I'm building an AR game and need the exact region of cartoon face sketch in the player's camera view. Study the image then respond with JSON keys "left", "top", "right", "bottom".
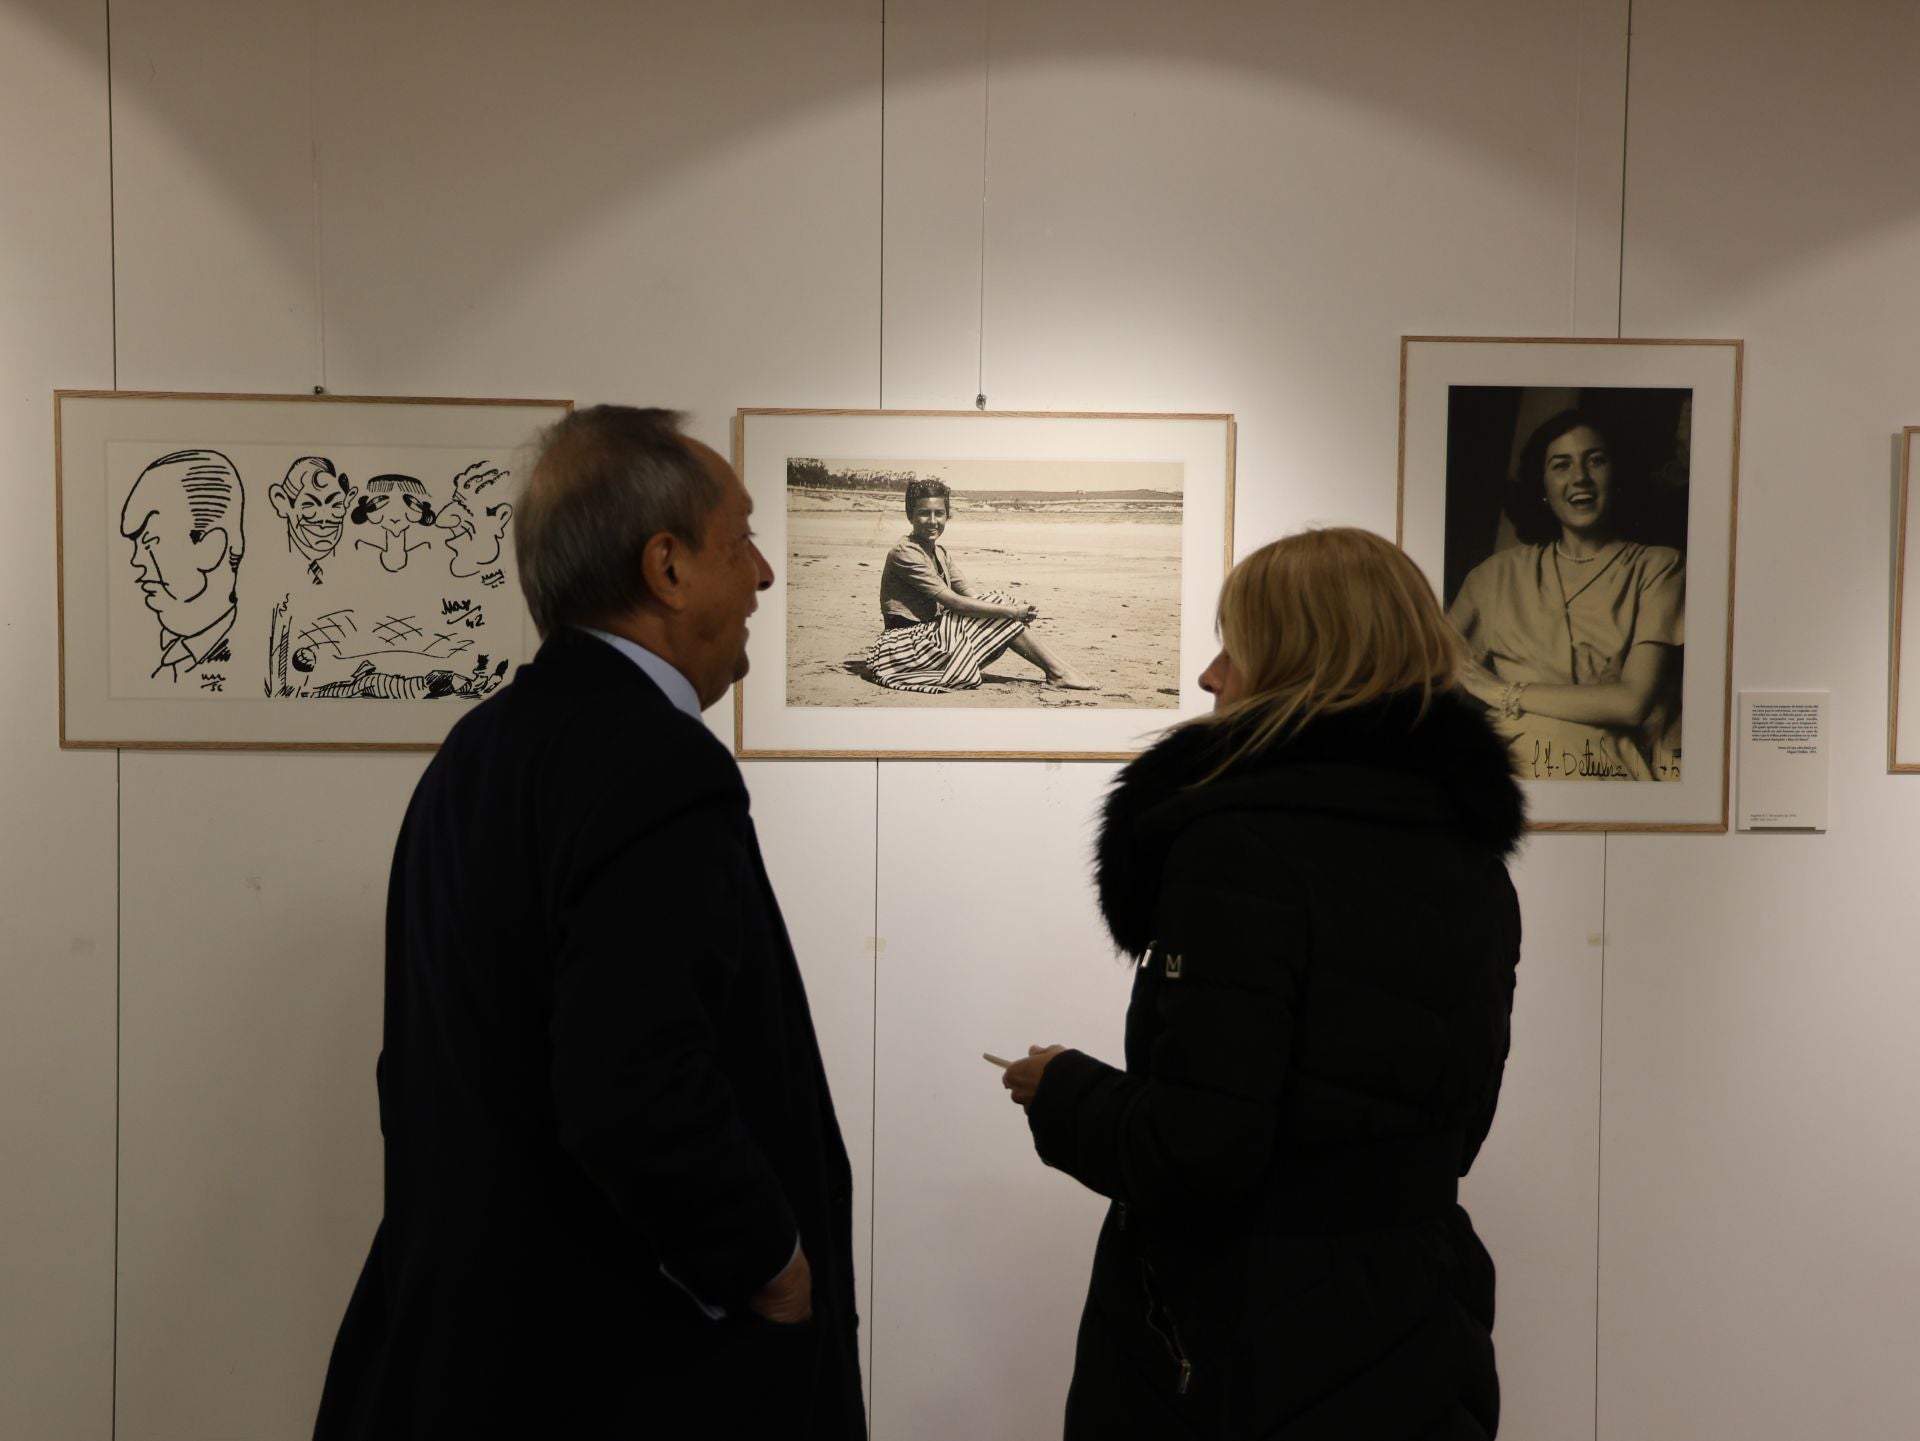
{"left": 435, "top": 462, "right": 514, "bottom": 579}
{"left": 120, "top": 449, "right": 245, "bottom": 681}
{"left": 352, "top": 474, "right": 436, "bottom": 572}
{"left": 269, "top": 456, "right": 355, "bottom": 575}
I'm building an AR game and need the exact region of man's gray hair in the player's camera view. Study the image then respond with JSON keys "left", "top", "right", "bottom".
{"left": 514, "top": 405, "right": 726, "bottom": 636}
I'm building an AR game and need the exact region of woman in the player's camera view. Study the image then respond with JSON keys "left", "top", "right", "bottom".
{"left": 1003, "top": 527, "right": 1523, "bottom": 1440}
{"left": 864, "top": 478, "right": 1095, "bottom": 693}
{"left": 1449, "top": 407, "right": 1685, "bottom": 781}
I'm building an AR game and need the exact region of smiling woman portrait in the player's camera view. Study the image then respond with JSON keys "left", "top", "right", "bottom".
{"left": 1443, "top": 392, "right": 1690, "bottom": 782}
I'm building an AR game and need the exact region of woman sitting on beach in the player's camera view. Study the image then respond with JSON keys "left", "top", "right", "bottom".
{"left": 864, "top": 478, "right": 1095, "bottom": 694}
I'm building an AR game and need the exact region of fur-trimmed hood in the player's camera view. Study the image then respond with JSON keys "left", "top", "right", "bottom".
{"left": 1094, "top": 690, "right": 1526, "bottom": 958}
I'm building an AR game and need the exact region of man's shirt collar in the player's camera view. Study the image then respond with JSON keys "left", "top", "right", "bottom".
{"left": 153, "top": 607, "right": 235, "bottom": 678}
{"left": 581, "top": 628, "right": 702, "bottom": 720}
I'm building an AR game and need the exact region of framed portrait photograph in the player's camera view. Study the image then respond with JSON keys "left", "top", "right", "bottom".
{"left": 733, "top": 408, "right": 1236, "bottom": 759}
{"left": 1888, "top": 428, "right": 1920, "bottom": 771}
{"left": 1398, "top": 337, "right": 1742, "bottom": 831}
{"left": 57, "top": 389, "right": 570, "bottom": 749}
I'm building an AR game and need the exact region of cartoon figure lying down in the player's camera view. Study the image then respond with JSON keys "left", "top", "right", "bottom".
{"left": 297, "top": 650, "right": 510, "bottom": 700}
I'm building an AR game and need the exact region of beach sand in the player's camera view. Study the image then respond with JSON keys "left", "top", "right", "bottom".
{"left": 783, "top": 493, "right": 1185, "bottom": 709}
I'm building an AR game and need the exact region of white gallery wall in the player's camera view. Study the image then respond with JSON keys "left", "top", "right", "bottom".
{"left": 3, "top": 1, "right": 1918, "bottom": 1437}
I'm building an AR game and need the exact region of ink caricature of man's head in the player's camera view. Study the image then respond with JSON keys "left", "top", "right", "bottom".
{"left": 120, "top": 449, "right": 246, "bottom": 644}
{"left": 270, "top": 456, "right": 354, "bottom": 564}
{"left": 438, "top": 464, "right": 515, "bottom": 576}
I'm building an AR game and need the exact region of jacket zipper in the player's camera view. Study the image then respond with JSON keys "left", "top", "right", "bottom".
{"left": 1138, "top": 1256, "right": 1193, "bottom": 1396}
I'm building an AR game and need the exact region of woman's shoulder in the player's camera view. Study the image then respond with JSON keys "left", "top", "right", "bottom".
{"left": 1617, "top": 540, "right": 1685, "bottom": 583}
{"left": 1137, "top": 697, "right": 1526, "bottom": 851}
{"left": 1620, "top": 539, "right": 1684, "bottom": 567}
{"left": 1456, "top": 540, "right": 1547, "bottom": 599}
{"left": 1469, "top": 539, "right": 1547, "bottom": 574}
{"left": 882, "top": 536, "right": 925, "bottom": 565}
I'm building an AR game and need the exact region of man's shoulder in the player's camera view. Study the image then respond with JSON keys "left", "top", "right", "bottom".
{"left": 422, "top": 682, "right": 745, "bottom": 872}
{"left": 446, "top": 653, "right": 736, "bottom": 783}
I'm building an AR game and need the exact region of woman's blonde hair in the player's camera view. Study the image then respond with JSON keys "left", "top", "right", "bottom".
{"left": 1197, "top": 526, "right": 1463, "bottom": 772}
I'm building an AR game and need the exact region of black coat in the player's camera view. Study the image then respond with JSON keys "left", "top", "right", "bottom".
{"left": 314, "top": 628, "right": 864, "bottom": 1439}
{"left": 1029, "top": 692, "right": 1525, "bottom": 1441}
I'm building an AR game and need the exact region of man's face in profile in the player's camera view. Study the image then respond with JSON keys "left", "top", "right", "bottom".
{"left": 123, "top": 468, "right": 235, "bottom": 637}
{"left": 127, "top": 507, "right": 181, "bottom": 618}
{"left": 442, "top": 492, "right": 514, "bottom": 569}
{"left": 126, "top": 487, "right": 199, "bottom": 620}
{"left": 675, "top": 442, "right": 774, "bottom": 708}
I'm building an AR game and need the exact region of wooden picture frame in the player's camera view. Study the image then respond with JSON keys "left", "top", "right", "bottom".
{"left": 56, "top": 389, "right": 570, "bottom": 750}
{"left": 1889, "top": 427, "right": 1920, "bottom": 771}
{"left": 1398, "top": 337, "right": 1742, "bottom": 831}
{"left": 733, "top": 407, "right": 1235, "bottom": 760}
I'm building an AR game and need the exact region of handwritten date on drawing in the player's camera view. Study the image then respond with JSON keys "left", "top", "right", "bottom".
{"left": 480, "top": 569, "right": 506, "bottom": 590}
{"left": 441, "top": 597, "right": 486, "bottom": 630}
{"left": 199, "top": 673, "right": 225, "bottom": 693}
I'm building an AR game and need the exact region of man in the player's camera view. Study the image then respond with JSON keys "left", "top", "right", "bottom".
{"left": 314, "top": 407, "right": 864, "bottom": 1437}
{"left": 268, "top": 456, "right": 354, "bottom": 581}
{"left": 119, "top": 448, "right": 246, "bottom": 681}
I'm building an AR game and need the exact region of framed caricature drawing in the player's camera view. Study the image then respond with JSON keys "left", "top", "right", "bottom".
{"left": 57, "top": 390, "right": 570, "bottom": 749}
{"left": 1399, "top": 338, "right": 1742, "bottom": 831}
{"left": 734, "top": 408, "right": 1236, "bottom": 759}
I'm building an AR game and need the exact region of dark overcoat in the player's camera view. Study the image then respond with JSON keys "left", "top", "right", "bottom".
{"left": 315, "top": 628, "right": 864, "bottom": 1438}
{"left": 1029, "top": 692, "right": 1525, "bottom": 1441}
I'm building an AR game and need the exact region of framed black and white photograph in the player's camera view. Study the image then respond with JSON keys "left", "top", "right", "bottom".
{"left": 57, "top": 389, "right": 569, "bottom": 749}
{"left": 734, "top": 408, "right": 1235, "bottom": 758}
{"left": 1399, "top": 338, "right": 1742, "bottom": 830}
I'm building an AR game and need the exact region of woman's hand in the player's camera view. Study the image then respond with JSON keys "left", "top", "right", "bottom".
{"left": 747, "top": 1245, "right": 813, "bottom": 1324}
{"left": 1456, "top": 658, "right": 1505, "bottom": 711}
{"left": 1002, "top": 1044, "right": 1066, "bottom": 1109}
{"left": 1003, "top": 601, "right": 1040, "bottom": 624}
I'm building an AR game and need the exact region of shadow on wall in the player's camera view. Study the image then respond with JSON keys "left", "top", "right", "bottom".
{"left": 1618, "top": 1, "right": 1920, "bottom": 314}
{"left": 20, "top": 0, "right": 1920, "bottom": 361}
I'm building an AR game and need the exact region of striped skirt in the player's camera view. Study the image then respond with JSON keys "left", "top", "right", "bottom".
{"left": 865, "top": 591, "right": 1025, "bottom": 693}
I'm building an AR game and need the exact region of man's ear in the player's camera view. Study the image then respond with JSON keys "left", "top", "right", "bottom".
{"left": 188, "top": 526, "right": 232, "bottom": 577}
{"left": 639, "top": 530, "right": 687, "bottom": 611}
{"left": 268, "top": 483, "right": 293, "bottom": 520}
